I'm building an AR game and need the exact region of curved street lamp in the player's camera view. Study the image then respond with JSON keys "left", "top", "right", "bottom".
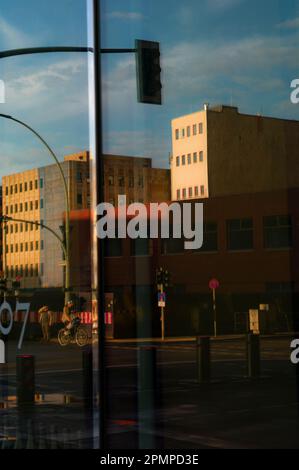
{"left": 0, "top": 114, "right": 71, "bottom": 303}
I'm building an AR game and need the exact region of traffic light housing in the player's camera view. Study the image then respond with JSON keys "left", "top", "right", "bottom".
{"left": 156, "top": 267, "right": 163, "bottom": 285}
{"left": 0, "top": 277, "right": 7, "bottom": 294}
{"left": 136, "top": 40, "right": 162, "bottom": 105}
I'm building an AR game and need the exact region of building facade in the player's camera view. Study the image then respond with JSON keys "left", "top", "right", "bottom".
{"left": 2, "top": 152, "right": 170, "bottom": 290}
{"left": 171, "top": 105, "right": 299, "bottom": 201}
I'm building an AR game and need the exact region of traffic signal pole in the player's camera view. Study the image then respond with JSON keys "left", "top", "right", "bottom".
{"left": 158, "top": 283, "right": 165, "bottom": 341}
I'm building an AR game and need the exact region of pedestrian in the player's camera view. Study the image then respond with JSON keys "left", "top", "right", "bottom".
{"left": 38, "top": 306, "right": 52, "bottom": 342}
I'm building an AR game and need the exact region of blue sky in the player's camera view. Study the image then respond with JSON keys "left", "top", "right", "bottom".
{"left": 0, "top": 0, "right": 299, "bottom": 177}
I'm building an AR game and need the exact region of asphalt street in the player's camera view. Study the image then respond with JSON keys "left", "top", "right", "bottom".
{"left": 0, "top": 335, "right": 298, "bottom": 448}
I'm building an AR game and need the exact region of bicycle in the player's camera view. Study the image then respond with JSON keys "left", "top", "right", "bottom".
{"left": 58, "top": 317, "right": 89, "bottom": 347}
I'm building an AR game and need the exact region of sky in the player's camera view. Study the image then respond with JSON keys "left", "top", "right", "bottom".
{"left": 1, "top": 0, "right": 299, "bottom": 178}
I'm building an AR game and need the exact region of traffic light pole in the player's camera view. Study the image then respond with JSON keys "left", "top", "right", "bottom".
{"left": 158, "top": 283, "right": 165, "bottom": 341}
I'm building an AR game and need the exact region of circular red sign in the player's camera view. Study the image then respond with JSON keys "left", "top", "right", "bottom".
{"left": 209, "top": 279, "right": 220, "bottom": 290}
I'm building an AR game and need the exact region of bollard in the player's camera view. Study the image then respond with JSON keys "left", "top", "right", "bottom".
{"left": 82, "top": 347, "right": 93, "bottom": 410}
{"left": 247, "top": 333, "right": 261, "bottom": 378}
{"left": 196, "top": 336, "right": 211, "bottom": 383}
{"left": 137, "top": 346, "right": 158, "bottom": 449}
{"left": 16, "top": 355, "right": 35, "bottom": 407}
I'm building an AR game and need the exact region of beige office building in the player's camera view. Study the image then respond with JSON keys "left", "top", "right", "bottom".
{"left": 171, "top": 104, "right": 299, "bottom": 200}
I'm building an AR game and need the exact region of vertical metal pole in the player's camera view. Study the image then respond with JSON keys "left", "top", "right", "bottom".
{"left": 159, "top": 284, "right": 165, "bottom": 341}
{"left": 213, "top": 288, "right": 217, "bottom": 337}
{"left": 93, "top": 0, "right": 107, "bottom": 450}
{"left": 247, "top": 333, "right": 261, "bottom": 378}
{"left": 196, "top": 336, "right": 211, "bottom": 383}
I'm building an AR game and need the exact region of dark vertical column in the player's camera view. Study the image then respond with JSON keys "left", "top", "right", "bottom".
{"left": 93, "top": 0, "right": 107, "bottom": 450}
{"left": 247, "top": 333, "right": 261, "bottom": 378}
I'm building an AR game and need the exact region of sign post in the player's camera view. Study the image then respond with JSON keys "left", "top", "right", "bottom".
{"left": 209, "top": 279, "right": 220, "bottom": 337}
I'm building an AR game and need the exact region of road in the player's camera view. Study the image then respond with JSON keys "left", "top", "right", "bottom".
{"left": 0, "top": 335, "right": 298, "bottom": 448}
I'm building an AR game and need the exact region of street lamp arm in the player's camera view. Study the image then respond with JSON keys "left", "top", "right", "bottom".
{"left": 0, "top": 113, "right": 71, "bottom": 299}
{"left": 2, "top": 216, "right": 67, "bottom": 258}
{"left": 0, "top": 46, "right": 94, "bottom": 59}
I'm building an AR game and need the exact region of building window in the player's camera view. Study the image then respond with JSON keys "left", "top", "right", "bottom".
{"left": 138, "top": 176, "right": 144, "bottom": 188}
{"left": 20, "top": 203, "right": 23, "bottom": 212}
{"left": 40, "top": 199, "right": 44, "bottom": 209}
{"left": 182, "top": 128, "right": 185, "bottom": 138}
{"left": 200, "top": 185, "right": 205, "bottom": 196}
{"left": 29, "top": 181, "right": 33, "bottom": 191}
{"left": 35, "top": 180, "right": 38, "bottom": 190}
{"left": 227, "top": 218, "right": 253, "bottom": 251}
{"left": 197, "top": 223, "right": 218, "bottom": 252}
{"left": 15, "top": 184, "right": 18, "bottom": 193}
{"left": 195, "top": 186, "right": 199, "bottom": 197}
{"left": 187, "top": 154, "right": 191, "bottom": 165}
{"left": 20, "top": 243, "right": 23, "bottom": 253}
{"left": 188, "top": 187, "right": 193, "bottom": 197}
{"left": 35, "top": 200, "right": 39, "bottom": 210}
{"left": 36, "top": 241, "right": 39, "bottom": 250}
{"left": 193, "top": 152, "right": 197, "bottom": 163}
{"left": 182, "top": 155, "right": 186, "bottom": 166}
{"left": 30, "top": 242, "right": 34, "bottom": 251}
{"left": 199, "top": 151, "right": 204, "bottom": 162}
{"left": 24, "top": 182, "right": 28, "bottom": 192}
{"left": 41, "top": 240, "right": 44, "bottom": 250}
{"left": 40, "top": 178, "right": 44, "bottom": 189}
{"left": 176, "top": 156, "right": 180, "bottom": 167}
{"left": 131, "top": 239, "right": 150, "bottom": 257}
{"left": 10, "top": 186, "right": 13, "bottom": 195}
{"left": 264, "top": 215, "right": 292, "bottom": 249}
{"left": 118, "top": 176, "right": 125, "bottom": 187}
{"left": 20, "top": 183, "right": 23, "bottom": 192}
{"left": 129, "top": 175, "right": 134, "bottom": 188}
{"left": 182, "top": 188, "right": 187, "bottom": 199}
{"left": 175, "top": 129, "right": 179, "bottom": 140}
{"left": 199, "top": 123, "right": 203, "bottom": 134}
{"left": 77, "top": 194, "right": 83, "bottom": 205}
{"left": 187, "top": 126, "right": 191, "bottom": 137}
{"left": 193, "top": 124, "right": 197, "bottom": 136}
{"left": 104, "top": 239, "right": 123, "bottom": 257}
{"left": 177, "top": 189, "right": 181, "bottom": 200}
{"left": 15, "top": 204, "right": 18, "bottom": 213}
{"left": 10, "top": 205, "right": 13, "bottom": 214}
{"left": 25, "top": 202, "right": 28, "bottom": 212}
{"left": 5, "top": 187, "right": 8, "bottom": 196}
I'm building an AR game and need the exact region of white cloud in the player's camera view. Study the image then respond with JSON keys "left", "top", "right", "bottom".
{"left": 106, "top": 11, "right": 145, "bottom": 21}
{"left": 0, "top": 15, "right": 32, "bottom": 49}
{"left": 277, "top": 17, "right": 299, "bottom": 30}
{"left": 207, "top": 0, "right": 245, "bottom": 11}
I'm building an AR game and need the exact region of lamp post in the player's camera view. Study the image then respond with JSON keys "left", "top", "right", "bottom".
{"left": 0, "top": 114, "right": 71, "bottom": 303}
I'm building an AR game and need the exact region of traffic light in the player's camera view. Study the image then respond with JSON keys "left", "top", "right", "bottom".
{"left": 163, "top": 270, "right": 170, "bottom": 288}
{"left": 135, "top": 40, "right": 162, "bottom": 105}
{"left": 12, "top": 276, "right": 21, "bottom": 296}
{"left": 156, "top": 267, "right": 163, "bottom": 285}
{"left": 0, "top": 277, "right": 7, "bottom": 294}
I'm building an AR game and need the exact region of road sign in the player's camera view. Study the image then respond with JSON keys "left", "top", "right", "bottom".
{"left": 209, "top": 278, "right": 220, "bottom": 290}
{"left": 158, "top": 292, "right": 166, "bottom": 308}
